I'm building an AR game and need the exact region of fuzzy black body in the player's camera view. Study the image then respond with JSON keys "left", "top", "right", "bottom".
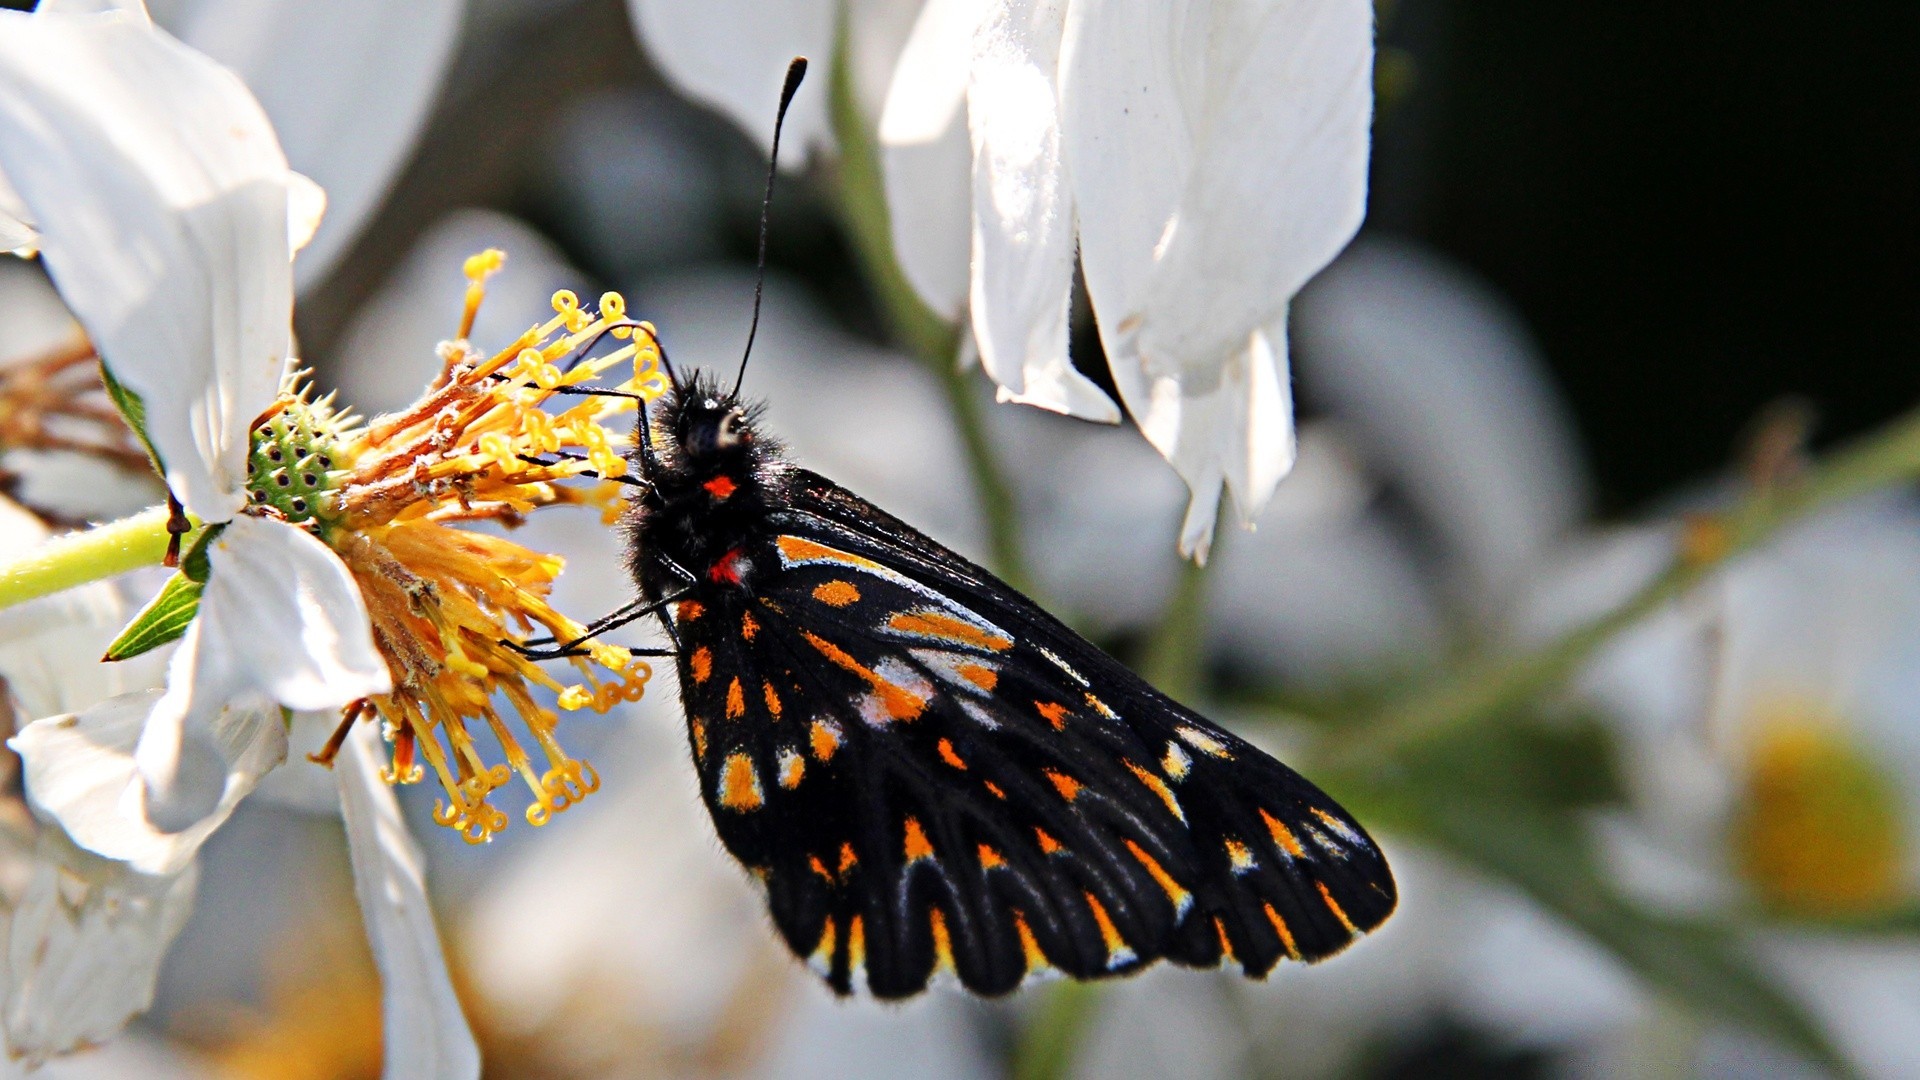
{"left": 622, "top": 373, "right": 1396, "bottom": 998}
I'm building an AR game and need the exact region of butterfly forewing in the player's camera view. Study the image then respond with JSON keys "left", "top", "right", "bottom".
{"left": 666, "top": 467, "right": 1395, "bottom": 998}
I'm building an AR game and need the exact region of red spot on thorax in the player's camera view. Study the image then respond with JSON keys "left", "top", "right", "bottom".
{"left": 704, "top": 475, "right": 738, "bottom": 500}
{"left": 707, "top": 546, "right": 747, "bottom": 585}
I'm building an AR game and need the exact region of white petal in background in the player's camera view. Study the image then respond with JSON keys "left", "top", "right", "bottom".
{"left": 627, "top": 0, "right": 837, "bottom": 168}
{"left": 966, "top": 0, "right": 1116, "bottom": 423}
{"left": 879, "top": 0, "right": 983, "bottom": 320}
{"left": 1295, "top": 238, "right": 1591, "bottom": 611}
{"left": 12, "top": 689, "right": 285, "bottom": 878}
{"left": 336, "top": 723, "right": 479, "bottom": 1080}
{"left": 157, "top": 0, "right": 465, "bottom": 292}
{"left": 0, "top": 5, "right": 295, "bottom": 522}
{"left": 135, "top": 516, "right": 388, "bottom": 831}
{"left": 1, "top": 829, "right": 197, "bottom": 1066}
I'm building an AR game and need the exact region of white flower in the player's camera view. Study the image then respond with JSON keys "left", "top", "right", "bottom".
{"left": 1522, "top": 497, "right": 1920, "bottom": 1076}
{"left": 0, "top": 0, "right": 390, "bottom": 832}
{"left": 630, "top": 0, "right": 1375, "bottom": 558}
{"left": 0, "top": 496, "right": 196, "bottom": 1067}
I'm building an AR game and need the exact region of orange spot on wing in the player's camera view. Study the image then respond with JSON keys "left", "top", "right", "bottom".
{"left": 812, "top": 580, "right": 861, "bottom": 607}
{"left": 1035, "top": 827, "right": 1062, "bottom": 855}
{"left": 776, "top": 534, "right": 883, "bottom": 572}
{"left": 719, "top": 753, "right": 762, "bottom": 811}
{"left": 978, "top": 843, "right": 1006, "bottom": 870}
{"left": 848, "top": 914, "right": 865, "bottom": 972}
{"left": 801, "top": 630, "right": 925, "bottom": 720}
{"left": 689, "top": 646, "right": 712, "bottom": 684}
{"left": 1014, "top": 910, "right": 1048, "bottom": 973}
{"left": 958, "top": 663, "right": 998, "bottom": 691}
{"left": 984, "top": 780, "right": 1007, "bottom": 799}
{"left": 676, "top": 600, "right": 704, "bottom": 621}
{"left": 740, "top": 611, "right": 758, "bottom": 641}
{"left": 886, "top": 610, "right": 1012, "bottom": 652}
{"left": 1317, "top": 881, "right": 1359, "bottom": 934}
{"left": 937, "top": 738, "right": 967, "bottom": 770}
{"left": 1264, "top": 902, "right": 1302, "bottom": 960}
{"left": 812, "top": 916, "right": 836, "bottom": 964}
{"left": 779, "top": 751, "right": 805, "bottom": 789}
{"left": 725, "top": 677, "right": 745, "bottom": 719}
{"left": 810, "top": 720, "right": 841, "bottom": 761}
{"left": 1215, "top": 917, "right": 1237, "bottom": 964}
{"left": 1044, "top": 769, "right": 1082, "bottom": 802}
{"left": 1084, "top": 893, "right": 1133, "bottom": 965}
{"left": 763, "top": 681, "right": 783, "bottom": 718}
{"left": 1125, "top": 760, "right": 1186, "bottom": 822}
{"left": 690, "top": 719, "right": 707, "bottom": 760}
{"left": 810, "top": 855, "right": 834, "bottom": 881}
{"left": 930, "top": 907, "right": 954, "bottom": 972}
{"left": 904, "top": 816, "right": 935, "bottom": 862}
{"left": 1225, "top": 838, "right": 1255, "bottom": 872}
{"left": 839, "top": 842, "right": 858, "bottom": 877}
{"left": 1085, "top": 693, "right": 1118, "bottom": 719}
{"left": 703, "top": 475, "right": 738, "bottom": 499}
{"left": 1035, "top": 700, "right": 1070, "bottom": 730}
{"left": 1124, "top": 839, "right": 1192, "bottom": 915}
{"left": 1261, "top": 809, "right": 1307, "bottom": 858}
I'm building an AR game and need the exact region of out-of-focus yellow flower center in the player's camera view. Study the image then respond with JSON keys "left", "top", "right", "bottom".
{"left": 1731, "top": 706, "right": 1907, "bottom": 918}
{"left": 297, "top": 250, "right": 669, "bottom": 843}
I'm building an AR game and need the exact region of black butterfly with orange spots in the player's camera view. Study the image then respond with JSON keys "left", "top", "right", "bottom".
{"left": 610, "top": 372, "right": 1396, "bottom": 998}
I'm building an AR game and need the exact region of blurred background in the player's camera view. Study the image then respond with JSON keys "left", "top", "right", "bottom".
{"left": 6, "top": 0, "right": 1920, "bottom": 1078}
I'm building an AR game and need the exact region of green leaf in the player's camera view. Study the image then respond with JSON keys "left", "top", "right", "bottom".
{"left": 103, "top": 571, "right": 201, "bottom": 661}
{"left": 97, "top": 361, "right": 161, "bottom": 471}
{"left": 179, "top": 522, "right": 223, "bottom": 584}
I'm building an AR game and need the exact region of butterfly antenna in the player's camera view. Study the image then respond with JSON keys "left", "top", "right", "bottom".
{"left": 733, "top": 56, "right": 809, "bottom": 399}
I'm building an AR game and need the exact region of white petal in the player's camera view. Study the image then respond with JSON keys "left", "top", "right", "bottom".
{"left": 1063, "top": 0, "right": 1370, "bottom": 541}
{"left": 11, "top": 689, "right": 287, "bottom": 877}
{"left": 966, "top": 0, "right": 1117, "bottom": 421}
{"left": 1153, "top": 317, "right": 1293, "bottom": 562}
{"left": 0, "top": 8, "right": 297, "bottom": 521}
{"left": 878, "top": 0, "right": 981, "bottom": 321}
{"left": 286, "top": 171, "right": 328, "bottom": 255}
{"left": 2, "top": 827, "right": 195, "bottom": 1065}
{"left": 0, "top": 169, "right": 35, "bottom": 255}
{"left": 628, "top": 0, "right": 836, "bottom": 167}
{"left": 34, "top": 0, "right": 153, "bottom": 20}
{"left": 1131, "top": 0, "right": 1374, "bottom": 364}
{"left": 160, "top": 0, "right": 462, "bottom": 290}
{"left": 134, "top": 515, "right": 387, "bottom": 829}
{"left": 337, "top": 722, "right": 479, "bottom": 1080}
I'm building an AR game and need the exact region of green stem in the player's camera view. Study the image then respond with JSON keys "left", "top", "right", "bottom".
{"left": 824, "top": 32, "right": 1034, "bottom": 596}
{"left": 1142, "top": 555, "right": 1211, "bottom": 702}
{"left": 0, "top": 505, "right": 178, "bottom": 610}
{"left": 1010, "top": 980, "right": 1103, "bottom": 1080}
{"left": 1325, "top": 400, "right": 1920, "bottom": 767}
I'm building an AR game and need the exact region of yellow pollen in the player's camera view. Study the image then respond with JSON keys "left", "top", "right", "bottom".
{"left": 1735, "top": 717, "right": 1907, "bottom": 917}
{"left": 309, "top": 258, "right": 665, "bottom": 844}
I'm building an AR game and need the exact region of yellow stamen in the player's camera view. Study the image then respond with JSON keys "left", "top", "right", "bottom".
{"left": 294, "top": 261, "right": 668, "bottom": 844}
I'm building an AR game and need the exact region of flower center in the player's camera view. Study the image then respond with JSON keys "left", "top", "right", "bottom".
{"left": 298, "top": 250, "right": 669, "bottom": 843}
{"left": 245, "top": 391, "right": 349, "bottom": 527}
{"left": 1732, "top": 710, "right": 1907, "bottom": 918}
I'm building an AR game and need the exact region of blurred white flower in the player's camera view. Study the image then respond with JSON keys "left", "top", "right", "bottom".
{"left": 0, "top": 495, "right": 197, "bottom": 1067}
{"left": 1525, "top": 497, "right": 1920, "bottom": 1077}
{"left": 149, "top": 0, "right": 466, "bottom": 290}
{"left": 630, "top": 0, "right": 1375, "bottom": 559}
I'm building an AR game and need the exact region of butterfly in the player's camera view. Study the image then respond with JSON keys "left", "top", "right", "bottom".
{"left": 536, "top": 59, "right": 1394, "bottom": 1000}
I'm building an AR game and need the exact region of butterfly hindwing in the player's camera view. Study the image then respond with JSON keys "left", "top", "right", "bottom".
{"left": 669, "top": 468, "right": 1395, "bottom": 998}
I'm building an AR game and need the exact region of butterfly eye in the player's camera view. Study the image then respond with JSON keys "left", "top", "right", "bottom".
{"left": 716, "top": 410, "right": 748, "bottom": 449}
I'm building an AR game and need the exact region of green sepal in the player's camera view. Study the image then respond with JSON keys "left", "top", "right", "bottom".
{"left": 101, "top": 523, "right": 225, "bottom": 661}
{"left": 98, "top": 361, "right": 162, "bottom": 472}
{"left": 103, "top": 572, "right": 201, "bottom": 662}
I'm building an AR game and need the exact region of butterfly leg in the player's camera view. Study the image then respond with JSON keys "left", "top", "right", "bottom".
{"left": 502, "top": 590, "right": 689, "bottom": 661}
